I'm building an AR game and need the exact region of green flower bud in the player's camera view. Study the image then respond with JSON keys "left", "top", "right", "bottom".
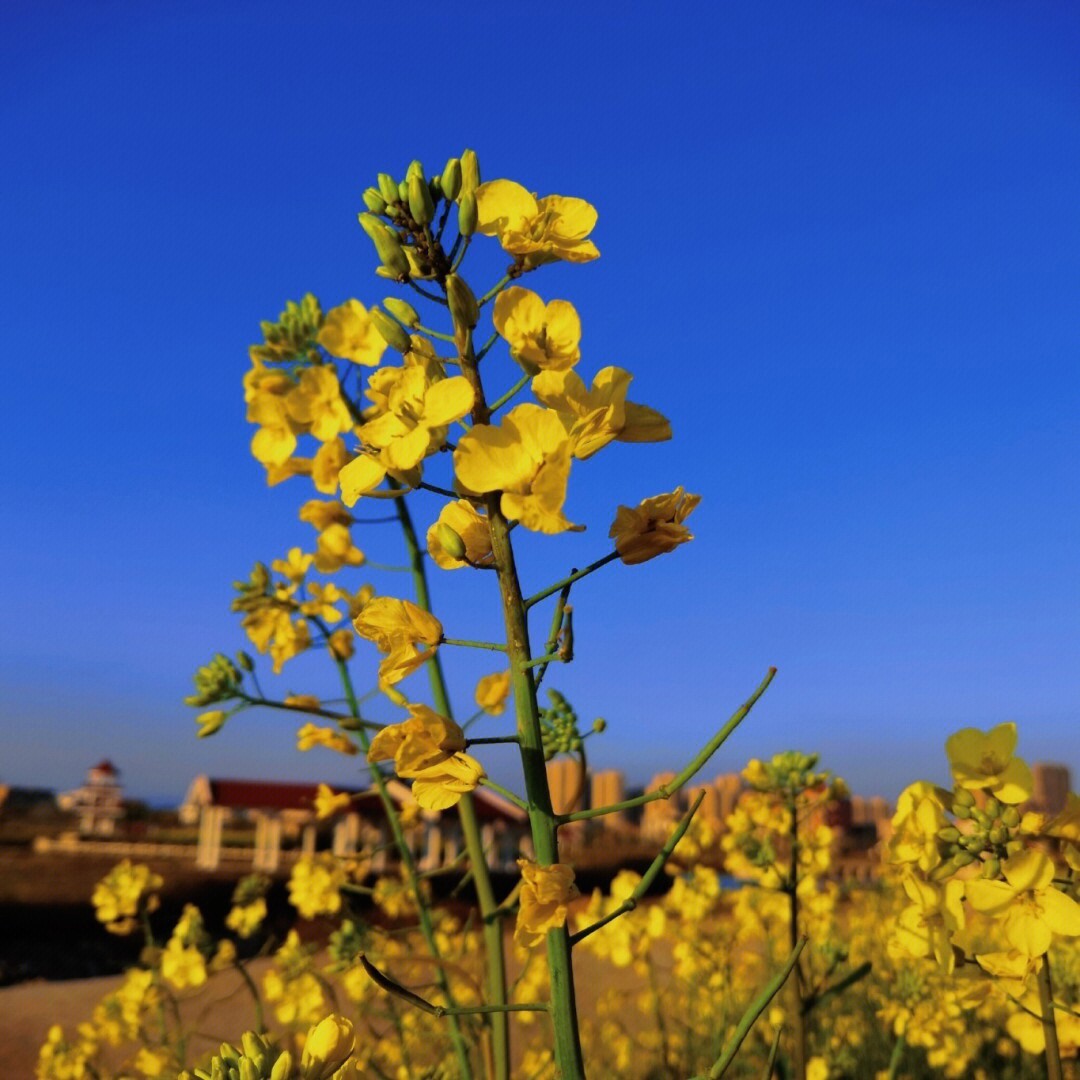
{"left": 457, "top": 191, "right": 477, "bottom": 237}
{"left": 362, "top": 187, "right": 387, "bottom": 214}
{"left": 408, "top": 173, "right": 435, "bottom": 225}
{"left": 358, "top": 213, "right": 410, "bottom": 279}
{"left": 592, "top": 717, "right": 607, "bottom": 734}
{"left": 460, "top": 148, "right": 480, "bottom": 196}
{"left": 236, "top": 651, "right": 254, "bottom": 672}
{"left": 210, "top": 1060, "right": 228, "bottom": 1080}
{"left": 936, "top": 826, "right": 961, "bottom": 843}
{"left": 219, "top": 1044, "right": 241, "bottom": 1065}
{"left": 441, "top": 158, "right": 462, "bottom": 201}
{"left": 241, "top": 1032, "right": 268, "bottom": 1066}
{"left": 238, "top": 1060, "right": 258, "bottom": 1080}
{"left": 405, "top": 159, "right": 425, "bottom": 182}
{"left": 397, "top": 180, "right": 409, "bottom": 202}
{"left": 369, "top": 307, "right": 413, "bottom": 353}
{"left": 983, "top": 797, "right": 1001, "bottom": 820}
{"left": 435, "top": 522, "right": 467, "bottom": 560}
{"left": 384, "top": 297, "right": 420, "bottom": 328}
{"left": 989, "top": 826, "right": 1006, "bottom": 845}
{"left": 953, "top": 787, "right": 976, "bottom": 808}
{"left": 445, "top": 273, "right": 479, "bottom": 331}
{"left": 1002, "top": 806, "right": 1020, "bottom": 828}
{"left": 982, "top": 857, "right": 1001, "bottom": 879}
{"left": 951, "top": 803, "right": 972, "bottom": 819}
{"left": 377, "top": 173, "right": 399, "bottom": 203}
{"left": 951, "top": 850, "right": 976, "bottom": 868}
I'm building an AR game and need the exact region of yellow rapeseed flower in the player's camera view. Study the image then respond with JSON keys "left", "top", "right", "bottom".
{"left": 609, "top": 487, "right": 700, "bottom": 565}
{"left": 317, "top": 299, "right": 387, "bottom": 367}
{"left": 515, "top": 859, "right": 579, "bottom": 948}
{"left": 91, "top": 861, "right": 163, "bottom": 935}
{"left": 311, "top": 437, "right": 351, "bottom": 495}
{"left": 352, "top": 596, "right": 442, "bottom": 686}
{"left": 288, "top": 854, "right": 346, "bottom": 920}
{"left": 285, "top": 365, "right": 352, "bottom": 443}
{"left": 475, "top": 670, "right": 511, "bottom": 715}
{"left": 492, "top": 286, "right": 581, "bottom": 371}
{"left": 944, "top": 722, "right": 1033, "bottom": 804}
{"left": 314, "top": 784, "right": 352, "bottom": 820}
{"left": 532, "top": 366, "right": 670, "bottom": 460}
{"left": 453, "top": 403, "right": 576, "bottom": 534}
{"left": 313, "top": 523, "right": 365, "bottom": 574}
{"left": 296, "top": 722, "right": 358, "bottom": 756}
{"left": 476, "top": 180, "right": 599, "bottom": 267}
{"left": 299, "top": 499, "right": 354, "bottom": 533}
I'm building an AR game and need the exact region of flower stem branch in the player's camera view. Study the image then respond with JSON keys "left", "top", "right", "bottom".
{"left": 570, "top": 791, "right": 705, "bottom": 946}
{"left": 488, "top": 372, "right": 530, "bottom": 414}
{"left": 241, "top": 694, "right": 382, "bottom": 731}
{"left": 1037, "top": 955, "right": 1064, "bottom": 1080}
{"left": 480, "top": 777, "right": 530, "bottom": 812}
{"left": 525, "top": 551, "right": 619, "bottom": 609}
{"left": 559, "top": 668, "right": 777, "bottom": 824}
{"left": 442, "top": 637, "right": 508, "bottom": 652}
{"left": 695, "top": 937, "right": 808, "bottom": 1080}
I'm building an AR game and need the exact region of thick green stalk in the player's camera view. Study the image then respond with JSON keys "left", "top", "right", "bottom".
{"left": 1037, "top": 956, "right": 1063, "bottom": 1080}
{"left": 394, "top": 492, "right": 511, "bottom": 1080}
{"left": 332, "top": 656, "right": 474, "bottom": 1080}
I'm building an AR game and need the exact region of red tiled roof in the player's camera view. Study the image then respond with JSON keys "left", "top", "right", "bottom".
{"left": 208, "top": 779, "right": 371, "bottom": 812}
{"left": 91, "top": 760, "right": 119, "bottom": 775}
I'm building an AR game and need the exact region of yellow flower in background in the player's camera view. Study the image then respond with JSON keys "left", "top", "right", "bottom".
{"left": 966, "top": 849, "right": 1080, "bottom": 956}
{"left": 476, "top": 179, "right": 599, "bottom": 267}
{"left": 91, "top": 861, "right": 162, "bottom": 935}
{"left": 426, "top": 499, "right": 493, "bottom": 570}
{"left": 887, "top": 781, "right": 948, "bottom": 874}
{"left": 161, "top": 936, "right": 207, "bottom": 990}
{"left": 288, "top": 854, "right": 345, "bottom": 920}
{"left": 352, "top": 596, "right": 442, "bottom": 686}
{"left": 453, "top": 403, "right": 576, "bottom": 534}
{"left": 317, "top": 299, "right": 387, "bottom": 367}
{"left": 609, "top": 487, "right": 700, "bottom": 565}
{"left": 133, "top": 1047, "right": 169, "bottom": 1077}
{"left": 296, "top": 722, "right": 357, "bottom": 756}
{"left": 944, "top": 722, "right": 1033, "bottom": 803}
{"left": 301, "top": 582, "right": 345, "bottom": 623}
{"left": 311, "top": 437, "right": 351, "bottom": 495}
{"left": 492, "top": 287, "right": 581, "bottom": 371}
{"left": 475, "top": 670, "right": 511, "bottom": 715}
{"left": 249, "top": 391, "right": 300, "bottom": 467}
{"left": 284, "top": 693, "right": 321, "bottom": 711}
{"left": 225, "top": 898, "right": 267, "bottom": 939}
{"left": 327, "top": 627, "right": 355, "bottom": 660}
{"left": 515, "top": 860, "right": 579, "bottom": 947}
{"left": 313, "top": 523, "right": 365, "bottom": 574}
{"left": 889, "top": 876, "right": 965, "bottom": 972}
{"left": 1045, "top": 793, "right": 1080, "bottom": 841}
{"left": 272, "top": 547, "right": 313, "bottom": 584}
{"left": 368, "top": 705, "right": 485, "bottom": 810}
{"left": 265, "top": 456, "right": 313, "bottom": 486}
{"left": 315, "top": 784, "right": 351, "bottom": 820}
{"left": 286, "top": 365, "right": 352, "bottom": 443}
{"left": 267, "top": 616, "right": 311, "bottom": 674}
{"left": 532, "top": 366, "right": 670, "bottom": 460}
{"left": 299, "top": 499, "right": 353, "bottom": 533}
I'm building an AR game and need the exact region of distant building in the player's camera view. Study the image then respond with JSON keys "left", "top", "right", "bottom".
{"left": 590, "top": 769, "right": 626, "bottom": 828}
{"left": 57, "top": 760, "right": 125, "bottom": 836}
{"left": 642, "top": 771, "right": 681, "bottom": 840}
{"left": 0, "top": 784, "right": 57, "bottom": 819}
{"left": 547, "top": 758, "right": 586, "bottom": 816}
{"left": 1032, "top": 763, "right": 1071, "bottom": 816}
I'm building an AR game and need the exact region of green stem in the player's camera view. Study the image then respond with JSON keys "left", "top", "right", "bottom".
{"left": 787, "top": 791, "right": 807, "bottom": 1080}
{"left": 454, "top": 308, "right": 586, "bottom": 1078}
{"left": 886, "top": 1032, "right": 906, "bottom": 1080}
{"left": 560, "top": 668, "right": 777, "bottom": 823}
{"left": 570, "top": 792, "right": 705, "bottom": 945}
{"left": 416, "top": 323, "right": 456, "bottom": 343}
{"left": 241, "top": 694, "right": 382, "bottom": 730}
{"left": 332, "top": 654, "right": 474, "bottom": 1080}
{"left": 479, "top": 273, "right": 511, "bottom": 306}
{"left": 467, "top": 735, "right": 521, "bottom": 746}
{"left": 233, "top": 960, "right": 266, "bottom": 1034}
{"left": 1037, "top": 956, "right": 1063, "bottom": 1080}
{"left": 393, "top": 488, "right": 511, "bottom": 1080}
{"left": 694, "top": 938, "right": 808, "bottom": 1080}
{"left": 762, "top": 1025, "right": 783, "bottom": 1080}
{"left": 525, "top": 551, "right": 619, "bottom": 609}
{"left": 488, "top": 371, "right": 530, "bottom": 414}
{"left": 480, "top": 777, "right": 529, "bottom": 811}
{"left": 442, "top": 636, "right": 508, "bottom": 652}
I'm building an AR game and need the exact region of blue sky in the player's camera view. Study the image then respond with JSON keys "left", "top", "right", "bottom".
{"left": 2, "top": 1, "right": 1077, "bottom": 805}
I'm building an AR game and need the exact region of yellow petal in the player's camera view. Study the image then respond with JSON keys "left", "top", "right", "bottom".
{"left": 423, "top": 375, "right": 475, "bottom": 427}
{"left": 338, "top": 455, "right": 387, "bottom": 505}
{"left": 476, "top": 180, "right": 537, "bottom": 237}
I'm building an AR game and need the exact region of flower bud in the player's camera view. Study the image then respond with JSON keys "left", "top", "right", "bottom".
{"left": 358, "top": 213, "right": 410, "bottom": 279}
{"left": 441, "top": 158, "right": 462, "bottom": 201}
{"left": 435, "top": 522, "right": 467, "bottom": 560}
{"left": 592, "top": 718, "right": 607, "bottom": 734}
{"left": 952, "top": 787, "right": 976, "bottom": 808}
{"left": 219, "top": 1043, "right": 241, "bottom": 1065}
{"left": 301, "top": 1014, "right": 355, "bottom": 1080}
{"left": 397, "top": 179, "right": 409, "bottom": 202}
{"left": 236, "top": 651, "right": 254, "bottom": 672}
{"left": 384, "top": 297, "right": 420, "bottom": 328}
{"left": 951, "top": 803, "right": 972, "bottom": 819}
{"left": 445, "top": 273, "right": 479, "bottom": 331}
{"left": 457, "top": 191, "right": 477, "bottom": 237}
{"left": 408, "top": 173, "right": 435, "bottom": 225}
{"left": 362, "top": 187, "right": 386, "bottom": 214}
{"left": 936, "top": 826, "right": 961, "bottom": 843}
{"left": 238, "top": 1059, "right": 259, "bottom": 1080}
{"left": 983, "top": 797, "right": 1001, "bottom": 821}
{"left": 951, "top": 850, "right": 976, "bottom": 868}
{"left": 982, "top": 857, "right": 1001, "bottom": 879}
{"left": 405, "top": 159, "right": 425, "bottom": 182}
{"left": 269, "top": 1052, "right": 294, "bottom": 1080}
{"left": 989, "top": 826, "right": 1006, "bottom": 845}
{"left": 460, "top": 148, "right": 480, "bottom": 195}
{"left": 196, "top": 711, "right": 227, "bottom": 738}
{"left": 1001, "top": 806, "right": 1020, "bottom": 828}
{"left": 241, "top": 1032, "right": 268, "bottom": 1066}
{"left": 377, "top": 173, "right": 399, "bottom": 204}
{"left": 369, "top": 307, "right": 413, "bottom": 353}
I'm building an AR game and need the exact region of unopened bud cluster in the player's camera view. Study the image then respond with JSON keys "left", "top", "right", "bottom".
{"left": 251, "top": 294, "right": 323, "bottom": 365}
{"left": 931, "top": 787, "right": 1024, "bottom": 881}
{"left": 190, "top": 1032, "right": 292, "bottom": 1080}
{"left": 541, "top": 689, "right": 587, "bottom": 760}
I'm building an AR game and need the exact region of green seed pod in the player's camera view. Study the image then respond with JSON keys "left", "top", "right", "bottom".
{"left": 408, "top": 173, "right": 435, "bottom": 225}
{"left": 377, "top": 173, "right": 398, "bottom": 204}
{"left": 435, "top": 523, "right": 467, "bottom": 560}
{"left": 953, "top": 787, "right": 976, "bottom": 808}
{"left": 1002, "top": 806, "right": 1020, "bottom": 828}
{"left": 446, "top": 273, "right": 479, "bottom": 334}
{"left": 406, "top": 159, "right": 425, "bottom": 182}
{"left": 384, "top": 297, "right": 420, "bottom": 328}
{"left": 460, "top": 148, "right": 480, "bottom": 195}
{"left": 369, "top": 307, "right": 413, "bottom": 353}
{"left": 362, "top": 187, "right": 387, "bottom": 214}
{"left": 441, "top": 158, "right": 462, "bottom": 201}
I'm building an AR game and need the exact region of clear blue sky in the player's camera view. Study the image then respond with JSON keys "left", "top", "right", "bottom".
{"left": 2, "top": 1, "right": 1077, "bottom": 805}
